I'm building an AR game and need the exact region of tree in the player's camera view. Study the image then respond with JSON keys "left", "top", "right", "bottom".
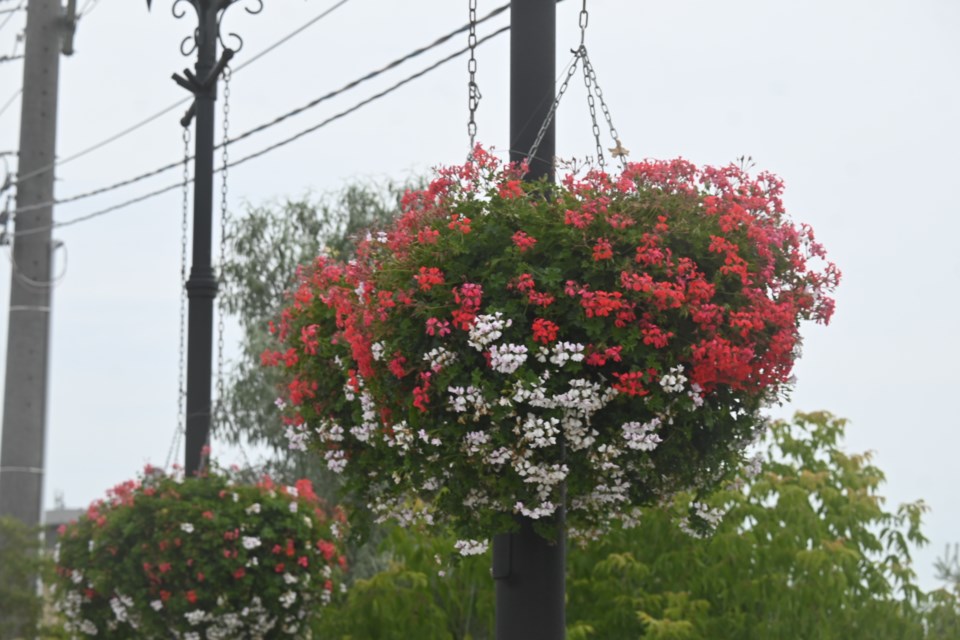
{"left": 305, "top": 412, "right": 955, "bottom": 638}
{"left": 566, "top": 411, "right": 937, "bottom": 639}
{"left": 219, "top": 183, "right": 408, "bottom": 481}
{"left": 0, "top": 516, "right": 48, "bottom": 640}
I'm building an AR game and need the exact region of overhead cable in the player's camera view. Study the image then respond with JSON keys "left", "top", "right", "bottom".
{"left": 12, "top": 24, "right": 511, "bottom": 239}
{"left": 11, "top": 2, "right": 511, "bottom": 216}
{"left": 0, "top": 87, "right": 20, "bottom": 118}
{"left": 10, "top": 0, "right": 354, "bottom": 188}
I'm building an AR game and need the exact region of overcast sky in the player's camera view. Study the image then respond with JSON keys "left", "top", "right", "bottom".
{"left": 0, "top": 0, "right": 957, "bottom": 590}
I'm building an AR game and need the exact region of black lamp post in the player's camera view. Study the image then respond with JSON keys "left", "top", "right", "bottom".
{"left": 494, "top": 2, "right": 563, "bottom": 639}
{"left": 146, "top": 0, "right": 261, "bottom": 476}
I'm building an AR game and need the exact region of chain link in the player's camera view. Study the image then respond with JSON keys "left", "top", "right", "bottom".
{"left": 581, "top": 50, "right": 604, "bottom": 169}
{"left": 167, "top": 125, "right": 191, "bottom": 471}
{"left": 582, "top": 50, "right": 625, "bottom": 171}
{"left": 578, "top": 0, "right": 589, "bottom": 47}
{"left": 215, "top": 65, "right": 231, "bottom": 447}
{"left": 466, "top": 0, "right": 481, "bottom": 153}
{"left": 528, "top": 52, "right": 582, "bottom": 166}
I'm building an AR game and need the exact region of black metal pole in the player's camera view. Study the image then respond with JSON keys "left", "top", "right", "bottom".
{"left": 509, "top": 0, "right": 556, "bottom": 183}
{"left": 184, "top": 1, "right": 219, "bottom": 476}
{"left": 496, "top": 1, "right": 563, "bottom": 639}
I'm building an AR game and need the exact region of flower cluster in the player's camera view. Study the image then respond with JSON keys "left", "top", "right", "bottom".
{"left": 265, "top": 146, "right": 838, "bottom": 546}
{"left": 52, "top": 464, "right": 347, "bottom": 638}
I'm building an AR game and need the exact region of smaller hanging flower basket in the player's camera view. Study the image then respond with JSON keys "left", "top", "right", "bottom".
{"left": 266, "top": 147, "right": 839, "bottom": 549}
{"left": 52, "top": 464, "right": 347, "bottom": 639}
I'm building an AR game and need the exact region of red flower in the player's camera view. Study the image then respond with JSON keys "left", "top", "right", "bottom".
{"left": 498, "top": 179, "right": 524, "bottom": 199}
{"left": 317, "top": 539, "right": 336, "bottom": 561}
{"left": 532, "top": 318, "right": 559, "bottom": 345}
{"left": 298, "top": 555, "right": 309, "bottom": 568}
{"left": 275, "top": 563, "right": 285, "bottom": 573}
{"left": 512, "top": 230, "right": 537, "bottom": 252}
{"left": 233, "top": 567, "right": 246, "bottom": 580}
{"left": 612, "top": 370, "right": 657, "bottom": 396}
{"left": 414, "top": 266, "right": 445, "bottom": 291}
{"left": 388, "top": 354, "right": 408, "bottom": 378}
{"left": 448, "top": 213, "right": 472, "bottom": 233}
{"left": 592, "top": 238, "right": 614, "bottom": 261}
{"left": 186, "top": 590, "right": 197, "bottom": 604}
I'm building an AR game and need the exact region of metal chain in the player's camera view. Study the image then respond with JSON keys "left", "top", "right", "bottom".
{"left": 215, "top": 66, "right": 231, "bottom": 445}
{"left": 581, "top": 50, "right": 604, "bottom": 169}
{"left": 578, "top": 0, "right": 588, "bottom": 47}
{"left": 582, "top": 49, "right": 626, "bottom": 171}
{"left": 527, "top": 52, "right": 582, "bottom": 166}
{"left": 167, "top": 125, "right": 191, "bottom": 471}
{"left": 466, "top": 0, "right": 480, "bottom": 153}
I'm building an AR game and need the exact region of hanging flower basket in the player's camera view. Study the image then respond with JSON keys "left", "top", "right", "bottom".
{"left": 52, "top": 464, "right": 347, "bottom": 638}
{"left": 266, "top": 147, "right": 839, "bottom": 548}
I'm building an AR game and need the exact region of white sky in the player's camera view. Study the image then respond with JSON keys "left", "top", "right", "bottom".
{"left": 0, "top": 0, "right": 957, "bottom": 591}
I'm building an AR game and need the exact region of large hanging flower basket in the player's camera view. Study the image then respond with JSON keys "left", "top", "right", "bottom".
{"left": 52, "top": 465, "right": 347, "bottom": 638}
{"left": 266, "top": 147, "right": 838, "bottom": 549}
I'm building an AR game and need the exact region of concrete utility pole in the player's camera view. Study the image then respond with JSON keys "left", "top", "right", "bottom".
{"left": 494, "top": 1, "right": 562, "bottom": 638}
{"left": 0, "top": 0, "right": 72, "bottom": 529}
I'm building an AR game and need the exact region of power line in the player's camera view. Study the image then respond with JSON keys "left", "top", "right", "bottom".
{"left": 11, "top": 2, "right": 511, "bottom": 216}
{"left": 77, "top": 0, "right": 101, "bottom": 19}
{"left": 226, "top": 25, "right": 511, "bottom": 173}
{"left": 0, "top": 87, "right": 20, "bottom": 119}
{"left": 12, "top": 24, "right": 511, "bottom": 239}
{"left": 9, "top": 0, "right": 354, "bottom": 188}
{"left": 232, "top": 0, "right": 350, "bottom": 73}
{"left": 0, "top": 1, "right": 22, "bottom": 33}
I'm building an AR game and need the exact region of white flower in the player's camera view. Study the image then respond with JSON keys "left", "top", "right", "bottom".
{"left": 279, "top": 590, "right": 297, "bottom": 609}
{"left": 285, "top": 485, "right": 299, "bottom": 498}
{"left": 150, "top": 599, "right": 163, "bottom": 612}
{"left": 184, "top": 609, "right": 207, "bottom": 626}
{"left": 241, "top": 536, "right": 262, "bottom": 550}
{"left": 622, "top": 419, "right": 663, "bottom": 451}
{"left": 454, "top": 539, "right": 489, "bottom": 556}
{"left": 514, "top": 501, "right": 557, "bottom": 519}
{"left": 289, "top": 501, "right": 299, "bottom": 513}
{"left": 517, "top": 413, "right": 560, "bottom": 448}
{"left": 463, "top": 430, "right": 490, "bottom": 455}
{"left": 688, "top": 383, "right": 705, "bottom": 407}
{"left": 274, "top": 397, "right": 287, "bottom": 411}
{"left": 325, "top": 449, "right": 348, "bottom": 473}
{"left": 467, "top": 312, "right": 512, "bottom": 350}
{"left": 489, "top": 343, "right": 528, "bottom": 374}
{"left": 180, "top": 522, "right": 194, "bottom": 534}
{"left": 423, "top": 346, "right": 458, "bottom": 371}
{"left": 283, "top": 572, "right": 299, "bottom": 584}
{"left": 371, "top": 341, "right": 385, "bottom": 361}
{"left": 660, "top": 365, "right": 687, "bottom": 393}
{"left": 245, "top": 503, "right": 261, "bottom": 515}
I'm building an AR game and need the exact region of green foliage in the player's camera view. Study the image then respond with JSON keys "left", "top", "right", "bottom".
{"left": 0, "top": 516, "right": 48, "bottom": 640}
{"left": 313, "top": 524, "right": 494, "bottom": 639}
{"left": 566, "top": 411, "right": 940, "bottom": 639}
